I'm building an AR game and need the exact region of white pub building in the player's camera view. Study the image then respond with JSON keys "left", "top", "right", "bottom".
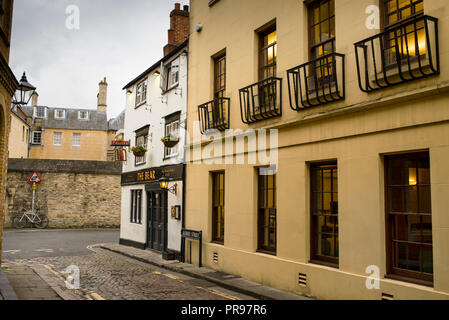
{"left": 119, "top": 3, "right": 189, "bottom": 260}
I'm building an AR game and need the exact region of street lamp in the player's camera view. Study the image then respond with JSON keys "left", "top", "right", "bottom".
{"left": 13, "top": 72, "right": 36, "bottom": 106}
{"left": 159, "top": 176, "right": 177, "bottom": 195}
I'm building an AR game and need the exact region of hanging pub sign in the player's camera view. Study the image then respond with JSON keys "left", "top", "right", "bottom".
{"left": 121, "top": 164, "right": 184, "bottom": 186}
{"left": 111, "top": 140, "right": 130, "bottom": 147}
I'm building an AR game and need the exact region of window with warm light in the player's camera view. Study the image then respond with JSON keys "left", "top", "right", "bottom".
{"left": 385, "top": 151, "right": 433, "bottom": 285}
{"left": 258, "top": 168, "right": 277, "bottom": 254}
{"left": 308, "top": 0, "right": 335, "bottom": 60}
{"left": 259, "top": 26, "right": 277, "bottom": 80}
{"left": 382, "top": 0, "right": 425, "bottom": 64}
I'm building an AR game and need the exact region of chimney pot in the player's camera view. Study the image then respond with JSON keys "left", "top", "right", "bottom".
{"left": 183, "top": 5, "right": 189, "bottom": 11}
{"left": 175, "top": 3, "right": 180, "bottom": 10}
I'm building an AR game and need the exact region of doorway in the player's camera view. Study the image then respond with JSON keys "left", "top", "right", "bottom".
{"left": 146, "top": 191, "right": 168, "bottom": 252}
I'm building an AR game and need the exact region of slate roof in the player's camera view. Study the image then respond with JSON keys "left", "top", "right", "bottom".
{"left": 21, "top": 106, "right": 111, "bottom": 131}
{"left": 108, "top": 109, "right": 125, "bottom": 131}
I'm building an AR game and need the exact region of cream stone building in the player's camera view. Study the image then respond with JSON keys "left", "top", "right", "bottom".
{"left": 0, "top": 0, "right": 18, "bottom": 265}
{"left": 185, "top": 0, "right": 449, "bottom": 299}
{"left": 18, "top": 78, "right": 123, "bottom": 161}
{"left": 8, "top": 104, "right": 29, "bottom": 158}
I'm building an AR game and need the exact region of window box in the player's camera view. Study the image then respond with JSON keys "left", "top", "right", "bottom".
{"left": 131, "top": 145, "right": 147, "bottom": 157}
{"left": 161, "top": 135, "right": 179, "bottom": 148}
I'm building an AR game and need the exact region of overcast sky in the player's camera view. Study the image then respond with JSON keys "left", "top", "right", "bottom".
{"left": 10, "top": 0, "right": 189, "bottom": 120}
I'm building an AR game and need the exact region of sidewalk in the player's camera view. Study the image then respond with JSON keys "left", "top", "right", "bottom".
{"left": 0, "top": 263, "right": 61, "bottom": 300}
{"left": 99, "top": 243, "right": 312, "bottom": 300}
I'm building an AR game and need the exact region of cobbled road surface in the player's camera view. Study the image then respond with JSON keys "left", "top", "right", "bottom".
{"left": 2, "top": 230, "right": 254, "bottom": 300}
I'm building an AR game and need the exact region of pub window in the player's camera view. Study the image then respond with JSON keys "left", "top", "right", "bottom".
{"left": 212, "top": 171, "right": 225, "bottom": 243}
{"left": 259, "top": 25, "right": 277, "bottom": 80}
{"left": 310, "top": 162, "right": 339, "bottom": 267}
{"left": 308, "top": 0, "right": 335, "bottom": 60}
{"left": 258, "top": 168, "right": 276, "bottom": 254}
{"left": 385, "top": 152, "right": 433, "bottom": 285}
{"left": 164, "top": 112, "right": 180, "bottom": 159}
{"left": 135, "top": 80, "right": 147, "bottom": 107}
{"left": 161, "top": 58, "right": 180, "bottom": 92}
{"left": 134, "top": 126, "right": 149, "bottom": 165}
{"left": 130, "top": 190, "right": 142, "bottom": 224}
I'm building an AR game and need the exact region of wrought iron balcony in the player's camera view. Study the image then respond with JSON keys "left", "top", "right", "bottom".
{"left": 355, "top": 15, "right": 439, "bottom": 93}
{"left": 239, "top": 77, "right": 282, "bottom": 124}
{"left": 287, "top": 53, "right": 345, "bottom": 110}
{"left": 198, "top": 97, "right": 230, "bottom": 134}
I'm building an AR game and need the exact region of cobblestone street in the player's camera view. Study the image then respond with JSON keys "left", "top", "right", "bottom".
{"left": 3, "top": 246, "right": 254, "bottom": 300}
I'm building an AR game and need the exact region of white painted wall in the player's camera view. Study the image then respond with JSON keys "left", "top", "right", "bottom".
{"left": 121, "top": 49, "right": 188, "bottom": 249}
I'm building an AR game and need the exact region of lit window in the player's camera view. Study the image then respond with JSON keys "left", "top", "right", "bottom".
{"left": 72, "top": 133, "right": 81, "bottom": 146}
{"left": 53, "top": 132, "right": 62, "bottom": 146}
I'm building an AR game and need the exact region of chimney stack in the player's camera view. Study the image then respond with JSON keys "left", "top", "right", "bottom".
{"left": 31, "top": 92, "right": 39, "bottom": 107}
{"left": 163, "top": 3, "right": 189, "bottom": 56}
{"left": 97, "top": 77, "right": 107, "bottom": 113}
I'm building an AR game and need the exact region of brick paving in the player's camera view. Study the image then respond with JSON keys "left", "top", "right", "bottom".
{"left": 3, "top": 247, "right": 253, "bottom": 300}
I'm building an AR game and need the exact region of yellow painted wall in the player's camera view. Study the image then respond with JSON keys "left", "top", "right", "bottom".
{"left": 185, "top": 0, "right": 449, "bottom": 299}
{"left": 29, "top": 128, "right": 109, "bottom": 161}
{"left": 8, "top": 112, "right": 28, "bottom": 158}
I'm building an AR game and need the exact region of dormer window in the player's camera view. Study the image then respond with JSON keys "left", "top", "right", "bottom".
{"left": 34, "top": 106, "right": 47, "bottom": 118}
{"left": 55, "top": 109, "right": 65, "bottom": 119}
{"left": 78, "top": 111, "right": 89, "bottom": 120}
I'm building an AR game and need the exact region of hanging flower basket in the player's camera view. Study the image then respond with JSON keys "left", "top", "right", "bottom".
{"left": 131, "top": 145, "right": 147, "bottom": 157}
{"left": 161, "top": 135, "right": 179, "bottom": 148}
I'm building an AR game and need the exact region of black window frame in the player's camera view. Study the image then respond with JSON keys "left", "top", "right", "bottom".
{"left": 130, "top": 189, "right": 142, "bottom": 224}
{"left": 384, "top": 151, "right": 433, "bottom": 286}
{"left": 212, "top": 171, "right": 225, "bottom": 244}
{"left": 257, "top": 168, "right": 277, "bottom": 254}
{"left": 310, "top": 161, "right": 339, "bottom": 268}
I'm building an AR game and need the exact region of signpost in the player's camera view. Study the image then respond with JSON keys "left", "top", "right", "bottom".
{"left": 27, "top": 171, "right": 42, "bottom": 215}
{"left": 181, "top": 229, "right": 202, "bottom": 268}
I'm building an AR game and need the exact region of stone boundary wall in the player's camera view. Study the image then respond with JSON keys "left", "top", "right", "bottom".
{"left": 4, "top": 159, "right": 122, "bottom": 229}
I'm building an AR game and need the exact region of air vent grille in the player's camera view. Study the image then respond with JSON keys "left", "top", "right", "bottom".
{"left": 381, "top": 293, "right": 394, "bottom": 300}
{"left": 213, "top": 252, "right": 219, "bottom": 264}
{"left": 298, "top": 273, "right": 307, "bottom": 287}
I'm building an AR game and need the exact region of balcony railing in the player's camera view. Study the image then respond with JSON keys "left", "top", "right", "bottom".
{"left": 287, "top": 53, "right": 345, "bottom": 110}
{"left": 355, "top": 15, "right": 439, "bottom": 93}
{"left": 198, "top": 97, "right": 230, "bottom": 134}
{"left": 239, "top": 77, "right": 282, "bottom": 124}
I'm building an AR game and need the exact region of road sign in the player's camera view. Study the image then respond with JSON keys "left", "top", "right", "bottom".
{"left": 27, "top": 171, "right": 42, "bottom": 184}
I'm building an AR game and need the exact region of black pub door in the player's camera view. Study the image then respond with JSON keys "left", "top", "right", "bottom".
{"left": 147, "top": 191, "right": 168, "bottom": 252}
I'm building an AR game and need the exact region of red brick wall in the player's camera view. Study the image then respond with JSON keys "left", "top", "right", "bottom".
{"left": 164, "top": 3, "right": 189, "bottom": 56}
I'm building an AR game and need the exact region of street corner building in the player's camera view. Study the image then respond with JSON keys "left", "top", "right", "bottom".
{"left": 184, "top": 0, "right": 449, "bottom": 299}
{"left": 119, "top": 3, "right": 189, "bottom": 261}
{"left": 0, "top": 0, "right": 18, "bottom": 265}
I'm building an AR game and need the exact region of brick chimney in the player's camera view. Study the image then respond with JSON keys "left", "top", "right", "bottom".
{"left": 163, "top": 3, "right": 189, "bottom": 56}
{"left": 31, "top": 92, "right": 39, "bottom": 107}
{"left": 97, "top": 77, "right": 107, "bottom": 113}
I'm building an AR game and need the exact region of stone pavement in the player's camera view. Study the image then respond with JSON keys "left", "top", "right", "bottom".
{"left": 99, "top": 243, "right": 312, "bottom": 300}
{"left": 1, "top": 262, "right": 60, "bottom": 300}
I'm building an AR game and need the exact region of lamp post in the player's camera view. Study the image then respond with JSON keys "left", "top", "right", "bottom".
{"left": 13, "top": 72, "right": 36, "bottom": 106}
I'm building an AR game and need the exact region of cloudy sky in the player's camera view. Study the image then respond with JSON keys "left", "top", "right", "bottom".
{"left": 10, "top": 0, "right": 189, "bottom": 120}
